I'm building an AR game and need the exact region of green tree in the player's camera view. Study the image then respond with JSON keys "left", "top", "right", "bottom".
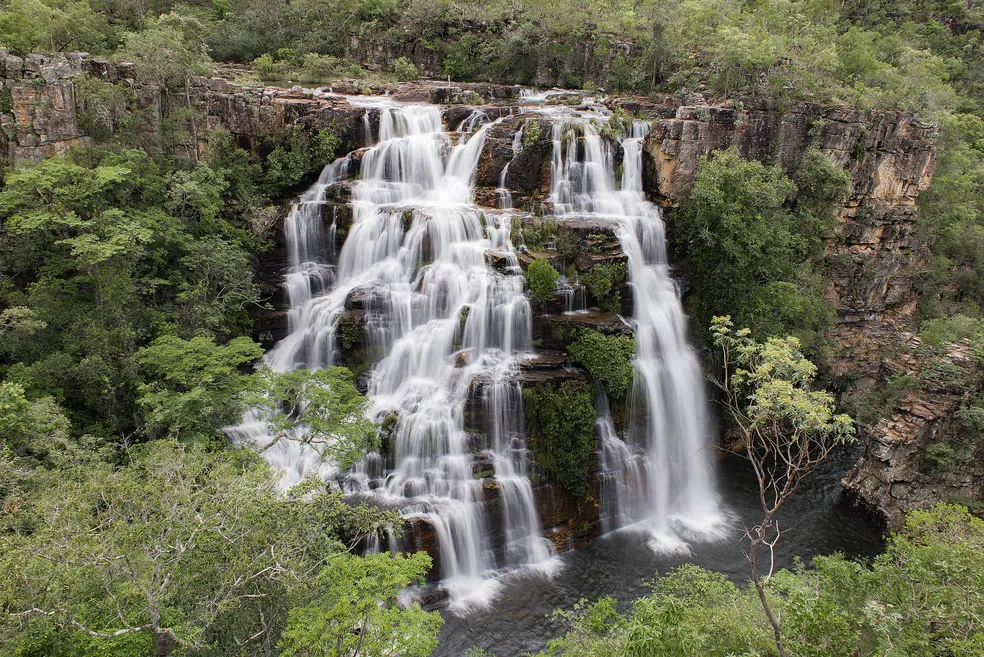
{"left": 118, "top": 12, "right": 212, "bottom": 90}
{"left": 0, "top": 441, "right": 406, "bottom": 657}
{"left": 136, "top": 334, "right": 263, "bottom": 440}
{"left": 0, "top": 0, "right": 113, "bottom": 55}
{"left": 676, "top": 148, "right": 833, "bottom": 347}
{"left": 257, "top": 367, "right": 377, "bottom": 469}
{"left": 278, "top": 552, "right": 441, "bottom": 657}
{"left": 711, "top": 316, "right": 856, "bottom": 657}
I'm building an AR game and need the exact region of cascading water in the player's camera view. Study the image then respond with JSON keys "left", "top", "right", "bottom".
{"left": 550, "top": 117, "right": 725, "bottom": 550}
{"left": 234, "top": 102, "right": 555, "bottom": 610}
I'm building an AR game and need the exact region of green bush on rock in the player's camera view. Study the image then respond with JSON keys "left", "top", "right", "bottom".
{"left": 523, "top": 381, "right": 597, "bottom": 497}
{"left": 568, "top": 330, "right": 636, "bottom": 404}
{"left": 580, "top": 262, "right": 625, "bottom": 313}
{"left": 525, "top": 256, "right": 560, "bottom": 304}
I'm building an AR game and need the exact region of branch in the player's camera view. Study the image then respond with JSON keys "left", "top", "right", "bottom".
{"left": 12, "top": 608, "right": 152, "bottom": 639}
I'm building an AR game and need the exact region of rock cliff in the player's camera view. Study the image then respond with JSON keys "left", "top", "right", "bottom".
{"left": 843, "top": 335, "right": 984, "bottom": 529}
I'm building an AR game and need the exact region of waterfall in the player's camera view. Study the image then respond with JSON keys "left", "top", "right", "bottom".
{"left": 236, "top": 103, "right": 555, "bottom": 611}
{"left": 496, "top": 123, "right": 524, "bottom": 210}
{"left": 550, "top": 117, "right": 724, "bottom": 551}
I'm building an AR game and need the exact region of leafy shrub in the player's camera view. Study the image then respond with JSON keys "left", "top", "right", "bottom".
{"left": 580, "top": 262, "right": 625, "bottom": 313}
{"left": 523, "top": 381, "right": 597, "bottom": 496}
{"left": 840, "top": 374, "right": 917, "bottom": 428}
{"left": 555, "top": 227, "right": 584, "bottom": 262}
{"left": 568, "top": 330, "right": 636, "bottom": 403}
{"left": 296, "top": 53, "right": 343, "bottom": 82}
{"left": 522, "top": 217, "right": 556, "bottom": 251}
{"left": 522, "top": 119, "right": 542, "bottom": 149}
{"left": 394, "top": 56, "right": 419, "bottom": 81}
{"left": 356, "top": 0, "right": 397, "bottom": 21}
{"left": 313, "top": 128, "right": 341, "bottom": 165}
{"left": 525, "top": 257, "right": 560, "bottom": 303}
{"left": 921, "top": 441, "right": 962, "bottom": 473}
{"left": 443, "top": 54, "right": 473, "bottom": 81}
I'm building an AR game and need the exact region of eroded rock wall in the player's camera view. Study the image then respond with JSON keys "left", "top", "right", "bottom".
{"left": 843, "top": 336, "right": 984, "bottom": 528}
{"left": 634, "top": 97, "right": 936, "bottom": 377}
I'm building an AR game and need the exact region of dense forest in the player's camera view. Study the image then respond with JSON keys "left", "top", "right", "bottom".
{"left": 3, "top": 0, "right": 984, "bottom": 656}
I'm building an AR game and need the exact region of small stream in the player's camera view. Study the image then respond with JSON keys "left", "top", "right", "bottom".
{"left": 434, "top": 446, "right": 883, "bottom": 656}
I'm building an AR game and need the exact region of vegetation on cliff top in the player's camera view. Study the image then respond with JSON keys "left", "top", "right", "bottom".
{"left": 0, "top": 0, "right": 979, "bottom": 117}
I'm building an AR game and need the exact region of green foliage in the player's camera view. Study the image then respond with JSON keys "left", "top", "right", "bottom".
{"left": 545, "top": 504, "right": 984, "bottom": 657}
{"left": 258, "top": 367, "right": 377, "bottom": 469}
{"left": 522, "top": 119, "right": 542, "bottom": 149}
{"left": 919, "top": 314, "right": 984, "bottom": 349}
{"left": 525, "top": 256, "right": 560, "bottom": 304}
{"left": 523, "top": 381, "right": 597, "bottom": 497}
{"left": 484, "top": 21, "right": 546, "bottom": 84}
{"left": 921, "top": 440, "right": 966, "bottom": 473}
{"left": 712, "top": 316, "right": 855, "bottom": 450}
{"left": 917, "top": 113, "right": 984, "bottom": 321}
{"left": 0, "top": 143, "right": 266, "bottom": 439}
{"left": 0, "top": 440, "right": 406, "bottom": 657}
{"left": 781, "top": 503, "right": 984, "bottom": 657}
{"left": 75, "top": 74, "right": 135, "bottom": 143}
{"left": 522, "top": 218, "right": 557, "bottom": 251}
{"left": 278, "top": 552, "right": 441, "bottom": 657}
{"left": 677, "top": 148, "right": 834, "bottom": 348}
{"left": 792, "top": 148, "right": 852, "bottom": 245}
{"left": 254, "top": 50, "right": 347, "bottom": 82}
{"left": 3, "top": 0, "right": 978, "bottom": 119}
{"left": 263, "top": 126, "right": 340, "bottom": 196}
{"left": 0, "top": 380, "right": 72, "bottom": 467}
{"left": 136, "top": 334, "right": 262, "bottom": 440}
{"left": 118, "top": 12, "right": 212, "bottom": 89}
{"left": 393, "top": 56, "right": 419, "bottom": 81}
{"left": 568, "top": 330, "right": 636, "bottom": 403}
{"left": 443, "top": 53, "right": 473, "bottom": 81}
{"left": 0, "top": 0, "right": 113, "bottom": 55}
{"left": 580, "top": 262, "right": 625, "bottom": 313}
{"left": 840, "top": 374, "right": 918, "bottom": 428}
{"left": 555, "top": 227, "right": 584, "bottom": 262}
{"left": 356, "top": 0, "right": 397, "bottom": 21}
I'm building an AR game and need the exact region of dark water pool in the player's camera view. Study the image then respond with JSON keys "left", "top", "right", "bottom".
{"left": 433, "top": 447, "right": 884, "bottom": 656}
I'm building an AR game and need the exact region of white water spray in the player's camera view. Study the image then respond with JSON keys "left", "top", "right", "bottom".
{"left": 550, "top": 117, "right": 725, "bottom": 550}
{"left": 234, "top": 103, "right": 556, "bottom": 610}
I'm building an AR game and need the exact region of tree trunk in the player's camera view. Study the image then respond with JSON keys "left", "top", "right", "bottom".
{"left": 749, "top": 535, "right": 788, "bottom": 657}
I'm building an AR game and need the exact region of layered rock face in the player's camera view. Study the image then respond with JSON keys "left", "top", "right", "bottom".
{"left": 843, "top": 336, "right": 984, "bottom": 529}
{"left": 0, "top": 50, "right": 91, "bottom": 163}
{"left": 0, "top": 55, "right": 945, "bottom": 534}
{"left": 633, "top": 97, "right": 937, "bottom": 377}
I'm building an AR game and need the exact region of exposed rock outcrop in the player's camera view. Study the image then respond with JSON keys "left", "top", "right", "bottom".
{"left": 844, "top": 336, "right": 984, "bottom": 529}
{"left": 638, "top": 97, "right": 936, "bottom": 377}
